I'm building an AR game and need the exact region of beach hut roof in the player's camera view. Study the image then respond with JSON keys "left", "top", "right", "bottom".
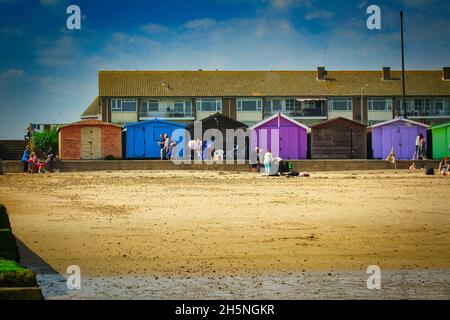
{"left": 250, "top": 112, "right": 309, "bottom": 130}
{"left": 369, "top": 117, "right": 429, "bottom": 129}
{"left": 431, "top": 122, "right": 450, "bottom": 130}
{"left": 186, "top": 112, "right": 248, "bottom": 129}
{"left": 124, "top": 118, "right": 187, "bottom": 129}
{"left": 311, "top": 117, "right": 366, "bottom": 128}
{"left": 57, "top": 119, "right": 122, "bottom": 131}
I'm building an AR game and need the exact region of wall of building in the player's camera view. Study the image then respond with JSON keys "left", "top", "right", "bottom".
{"left": 59, "top": 126, "right": 81, "bottom": 160}
{"left": 237, "top": 111, "right": 263, "bottom": 123}
{"left": 368, "top": 111, "right": 393, "bottom": 122}
{"left": 328, "top": 111, "right": 353, "bottom": 120}
{"left": 101, "top": 126, "right": 122, "bottom": 159}
{"left": 111, "top": 111, "right": 138, "bottom": 124}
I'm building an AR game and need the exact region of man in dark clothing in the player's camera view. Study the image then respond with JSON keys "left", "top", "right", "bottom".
{"left": 159, "top": 134, "right": 165, "bottom": 160}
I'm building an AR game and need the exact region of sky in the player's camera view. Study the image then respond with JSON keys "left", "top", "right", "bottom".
{"left": 0, "top": 0, "right": 449, "bottom": 139}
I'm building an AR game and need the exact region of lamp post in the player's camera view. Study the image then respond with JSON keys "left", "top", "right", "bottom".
{"left": 360, "top": 84, "right": 369, "bottom": 124}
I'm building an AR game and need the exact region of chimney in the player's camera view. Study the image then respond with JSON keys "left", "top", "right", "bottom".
{"left": 317, "top": 67, "right": 326, "bottom": 81}
{"left": 382, "top": 67, "right": 391, "bottom": 80}
{"left": 443, "top": 67, "right": 450, "bottom": 80}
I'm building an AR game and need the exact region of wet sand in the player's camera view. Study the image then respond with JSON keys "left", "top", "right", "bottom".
{"left": 1, "top": 170, "right": 449, "bottom": 299}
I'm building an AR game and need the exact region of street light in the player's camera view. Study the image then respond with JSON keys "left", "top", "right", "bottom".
{"left": 360, "top": 84, "right": 369, "bottom": 124}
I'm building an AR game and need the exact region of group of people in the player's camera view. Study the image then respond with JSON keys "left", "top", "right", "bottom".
{"left": 158, "top": 133, "right": 178, "bottom": 160}
{"left": 20, "top": 145, "right": 56, "bottom": 174}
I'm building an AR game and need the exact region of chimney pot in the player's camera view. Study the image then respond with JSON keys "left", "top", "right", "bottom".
{"left": 382, "top": 67, "right": 391, "bottom": 80}
{"left": 443, "top": 67, "right": 450, "bottom": 80}
{"left": 317, "top": 67, "right": 326, "bottom": 81}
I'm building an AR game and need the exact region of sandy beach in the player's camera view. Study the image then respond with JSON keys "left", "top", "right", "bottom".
{"left": 1, "top": 170, "right": 449, "bottom": 299}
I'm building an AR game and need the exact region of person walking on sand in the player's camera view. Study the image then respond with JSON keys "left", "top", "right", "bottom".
{"left": 263, "top": 150, "right": 273, "bottom": 175}
{"left": 20, "top": 144, "right": 31, "bottom": 173}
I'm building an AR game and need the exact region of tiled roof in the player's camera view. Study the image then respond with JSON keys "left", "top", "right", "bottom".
{"left": 98, "top": 70, "right": 450, "bottom": 98}
{"left": 81, "top": 96, "right": 101, "bottom": 117}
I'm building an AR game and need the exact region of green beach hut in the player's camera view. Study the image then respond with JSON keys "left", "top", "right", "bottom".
{"left": 432, "top": 122, "right": 450, "bottom": 159}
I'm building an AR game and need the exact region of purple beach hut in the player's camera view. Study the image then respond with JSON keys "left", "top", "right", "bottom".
{"left": 250, "top": 112, "right": 308, "bottom": 160}
{"left": 371, "top": 118, "right": 429, "bottom": 160}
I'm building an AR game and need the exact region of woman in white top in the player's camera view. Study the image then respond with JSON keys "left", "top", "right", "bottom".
{"left": 264, "top": 150, "right": 273, "bottom": 175}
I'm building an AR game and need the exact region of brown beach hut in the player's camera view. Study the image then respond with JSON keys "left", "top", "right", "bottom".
{"left": 310, "top": 117, "right": 367, "bottom": 159}
{"left": 186, "top": 113, "right": 248, "bottom": 156}
{"left": 58, "top": 120, "right": 122, "bottom": 160}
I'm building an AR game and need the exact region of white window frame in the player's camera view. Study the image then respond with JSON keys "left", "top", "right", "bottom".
{"left": 368, "top": 98, "right": 393, "bottom": 111}
{"left": 196, "top": 98, "right": 222, "bottom": 112}
{"left": 141, "top": 100, "right": 159, "bottom": 113}
{"left": 111, "top": 98, "right": 137, "bottom": 112}
{"left": 237, "top": 98, "right": 262, "bottom": 112}
{"left": 328, "top": 98, "right": 352, "bottom": 111}
{"left": 265, "top": 98, "right": 283, "bottom": 113}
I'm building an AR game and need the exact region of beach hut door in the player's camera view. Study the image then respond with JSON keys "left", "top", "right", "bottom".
{"left": 81, "top": 127, "right": 101, "bottom": 160}
{"left": 279, "top": 127, "right": 298, "bottom": 159}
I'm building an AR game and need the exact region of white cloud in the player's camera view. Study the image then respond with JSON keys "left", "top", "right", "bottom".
{"left": 142, "top": 23, "right": 170, "bottom": 35}
{"left": 271, "top": 0, "right": 312, "bottom": 10}
{"left": 304, "top": 10, "right": 335, "bottom": 20}
{"left": 183, "top": 18, "right": 218, "bottom": 30}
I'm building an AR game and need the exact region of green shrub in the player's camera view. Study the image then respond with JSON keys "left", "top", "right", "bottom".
{"left": 0, "top": 260, "right": 37, "bottom": 287}
{"left": 34, "top": 127, "right": 58, "bottom": 154}
{"left": 104, "top": 155, "right": 115, "bottom": 160}
{"left": 0, "top": 205, "right": 10, "bottom": 229}
{"left": 0, "top": 229, "right": 19, "bottom": 262}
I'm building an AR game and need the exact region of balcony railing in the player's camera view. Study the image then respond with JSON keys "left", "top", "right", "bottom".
{"left": 394, "top": 110, "right": 450, "bottom": 117}
{"left": 139, "top": 111, "right": 193, "bottom": 119}
{"left": 264, "top": 108, "right": 326, "bottom": 118}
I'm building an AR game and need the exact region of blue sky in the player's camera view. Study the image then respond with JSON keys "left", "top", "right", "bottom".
{"left": 0, "top": 0, "right": 449, "bottom": 139}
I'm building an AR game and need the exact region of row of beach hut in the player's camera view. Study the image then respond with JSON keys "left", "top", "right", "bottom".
{"left": 57, "top": 113, "right": 450, "bottom": 161}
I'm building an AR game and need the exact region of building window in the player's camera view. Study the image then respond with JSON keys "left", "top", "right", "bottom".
{"left": 368, "top": 98, "right": 392, "bottom": 111}
{"left": 435, "top": 99, "right": 444, "bottom": 113}
{"left": 328, "top": 98, "right": 352, "bottom": 111}
{"left": 196, "top": 98, "right": 222, "bottom": 112}
{"left": 285, "top": 99, "right": 301, "bottom": 111}
{"left": 171, "top": 100, "right": 192, "bottom": 116}
{"left": 111, "top": 99, "right": 137, "bottom": 112}
{"left": 265, "top": 99, "right": 283, "bottom": 114}
{"left": 237, "top": 98, "right": 262, "bottom": 111}
{"left": 141, "top": 100, "right": 159, "bottom": 113}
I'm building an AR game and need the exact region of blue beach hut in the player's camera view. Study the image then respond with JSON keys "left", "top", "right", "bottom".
{"left": 125, "top": 119, "right": 187, "bottom": 159}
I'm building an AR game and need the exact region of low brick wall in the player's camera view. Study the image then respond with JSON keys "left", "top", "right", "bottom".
{"left": 1, "top": 159, "right": 441, "bottom": 173}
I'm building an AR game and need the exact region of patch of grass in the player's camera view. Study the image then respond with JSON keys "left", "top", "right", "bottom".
{"left": 0, "top": 204, "right": 11, "bottom": 229}
{"left": 0, "top": 260, "right": 38, "bottom": 287}
{"left": 0, "top": 229, "right": 19, "bottom": 262}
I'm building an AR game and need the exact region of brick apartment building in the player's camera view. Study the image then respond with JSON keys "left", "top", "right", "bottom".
{"left": 81, "top": 67, "right": 450, "bottom": 127}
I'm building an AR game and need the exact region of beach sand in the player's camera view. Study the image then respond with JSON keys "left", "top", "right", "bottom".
{"left": 0, "top": 170, "right": 449, "bottom": 299}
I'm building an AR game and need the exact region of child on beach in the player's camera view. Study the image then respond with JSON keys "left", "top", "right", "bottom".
{"left": 439, "top": 157, "right": 449, "bottom": 176}
{"left": 263, "top": 150, "right": 273, "bottom": 175}
{"left": 28, "top": 152, "right": 45, "bottom": 174}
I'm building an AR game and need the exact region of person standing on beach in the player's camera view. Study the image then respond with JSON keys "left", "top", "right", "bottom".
{"left": 264, "top": 150, "right": 273, "bottom": 175}
{"left": 20, "top": 145, "right": 31, "bottom": 173}
{"left": 413, "top": 133, "right": 422, "bottom": 160}
{"left": 419, "top": 134, "right": 426, "bottom": 160}
{"left": 163, "top": 133, "right": 170, "bottom": 160}
{"left": 158, "top": 134, "right": 165, "bottom": 160}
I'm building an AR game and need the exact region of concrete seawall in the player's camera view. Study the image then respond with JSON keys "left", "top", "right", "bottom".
{"left": 1, "top": 159, "right": 440, "bottom": 173}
